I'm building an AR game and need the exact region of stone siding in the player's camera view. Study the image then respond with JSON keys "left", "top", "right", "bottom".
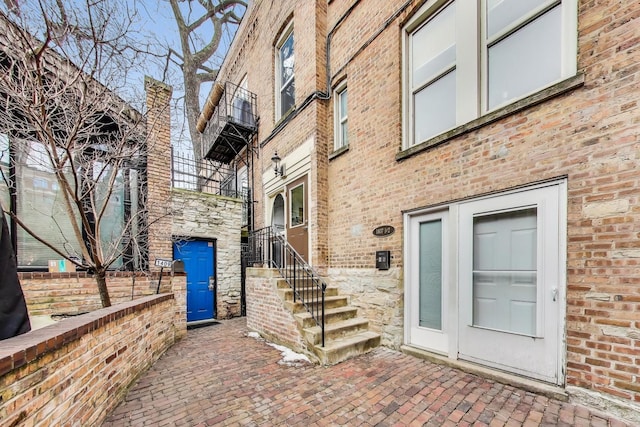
{"left": 0, "top": 282, "right": 186, "bottom": 426}
{"left": 327, "top": 267, "right": 403, "bottom": 348}
{"left": 171, "top": 189, "right": 243, "bottom": 318}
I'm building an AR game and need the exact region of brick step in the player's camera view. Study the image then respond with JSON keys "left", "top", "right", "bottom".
{"left": 312, "top": 331, "right": 381, "bottom": 365}
{"left": 303, "top": 317, "right": 371, "bottom": 345}
{"left": 284, "top": 295, "right": 348, "bottom": 314}
{"left": 294, "top": 305, "right": 358, "bottom": 328}
{"left": 277, "top": 286, "right": 339, "bottom": 302}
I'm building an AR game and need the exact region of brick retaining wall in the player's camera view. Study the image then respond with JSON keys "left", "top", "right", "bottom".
{"left": 0, "top": 278, "right": 186, "bottom": 426}
{"left": 19, "top": 271, "right": 174, "bottom": 316}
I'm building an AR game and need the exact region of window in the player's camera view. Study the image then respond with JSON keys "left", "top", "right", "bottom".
{"left": 276, "top": 26, "right": 295, "bottom": 119}
{"left": 404, "top": 0, "right": 577, "bottom": 147}
{"left": 289, "top": 183, "right": 304, "bottom": 227}
{"left": 334, "top": 84, "right": 348, "bottom": 150}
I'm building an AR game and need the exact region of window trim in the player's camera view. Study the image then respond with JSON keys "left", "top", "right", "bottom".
{"left": 275, "top": 23, "right": 295, "bottom": 120}
{"left": 333, "top": 82, "right": 348, "bottom": 151}
{"left": 402, "top": 0, "right": 578, "bottom": 150}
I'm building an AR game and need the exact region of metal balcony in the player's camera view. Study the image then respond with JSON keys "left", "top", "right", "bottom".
{"left": 204, "top": 81, "right": 257, "bottom": 164}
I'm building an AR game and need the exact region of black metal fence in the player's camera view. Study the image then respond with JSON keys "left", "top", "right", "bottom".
{"left": 247, "top": 226, "right": 326, "bottom": 346}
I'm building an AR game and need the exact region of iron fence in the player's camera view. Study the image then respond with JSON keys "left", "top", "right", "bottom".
{"left": 247, "top": 226, "right": 326, "bottom": 346}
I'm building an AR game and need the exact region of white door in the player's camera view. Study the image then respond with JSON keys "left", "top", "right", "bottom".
{"left": 458, "top": 184, "right": 564, "bottom": 384}
{"left": 406, "top": 211, "right": 449, "bottom": 354}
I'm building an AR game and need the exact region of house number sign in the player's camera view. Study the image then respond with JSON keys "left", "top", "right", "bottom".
{"left": 372, "top": 225, "right": 395, "bottom": 237}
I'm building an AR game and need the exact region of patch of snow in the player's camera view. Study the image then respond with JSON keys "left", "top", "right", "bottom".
{"left": 267, "top": 342, "right": 311, "bottom": 365}
{"left": 246, "top": 331, "right": 311, "bottom": 366}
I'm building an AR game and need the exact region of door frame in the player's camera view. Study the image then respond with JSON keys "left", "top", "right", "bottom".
{"left": 172, "top": 236, "right": 217, "bottom": 321}
{"left": 403, "top": 179, "right": 567, "bottom": 384}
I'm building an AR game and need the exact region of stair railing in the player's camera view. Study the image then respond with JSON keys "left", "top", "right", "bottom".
{"left": 247, "top": 226, "right": 326, "bottom": 346}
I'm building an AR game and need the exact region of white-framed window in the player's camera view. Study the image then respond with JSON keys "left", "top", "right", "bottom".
{"left": 403, "top": 0, "right": 577, "bottom": 148}
{"left": 334, "top": 83, "right": 348, "bottom": 150}
{"left": 275, "top": 25, "right": 295, "bottom": 119}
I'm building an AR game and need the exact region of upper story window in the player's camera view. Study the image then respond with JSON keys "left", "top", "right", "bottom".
{"left": 276, "top": 25, "right": 295, "bottom": 119}
{"left": 404, "top": 0, "right": 577, "bottom": 148}
{"left": 334, "top": 84, "right": 348, "bottom": 150}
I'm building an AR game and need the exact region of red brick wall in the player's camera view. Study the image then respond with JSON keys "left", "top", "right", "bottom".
{"left": 145, "top": 77, "right": 173, "bottom": 269}
{"left": 20, "top": 271, "right": 176, "bottom": 316}
{"left": 210, "top": 0, "right": 640, "bottom": 408}
{"left": 245, "top": 268, "right": 306, "bottom": 353}
{"left": 0, "top": 287, "right": 186, "bottom": 426}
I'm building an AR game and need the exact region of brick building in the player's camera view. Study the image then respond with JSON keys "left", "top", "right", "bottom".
{"left": 198, "top": 0, "right": 640, "bottom": 417}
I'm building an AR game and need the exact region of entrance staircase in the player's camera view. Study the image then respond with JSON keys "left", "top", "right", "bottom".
{"left": 247, "top": 226, "right": 380, "bottom": 365}
{"left": 276, "top": 278, "right": 380, "bottom": 365}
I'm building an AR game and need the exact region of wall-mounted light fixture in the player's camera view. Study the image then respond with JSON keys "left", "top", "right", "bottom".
{"left": 271, "top": 151, "right": 286, "bottom": 177}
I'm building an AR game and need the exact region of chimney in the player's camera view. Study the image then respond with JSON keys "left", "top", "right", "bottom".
{"left": 144, "top": 76, "right": 173, "bottom": 270}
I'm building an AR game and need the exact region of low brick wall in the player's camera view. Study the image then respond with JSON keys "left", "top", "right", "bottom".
{"left": 0, "top": 283, "right": 186, "bottom": 426}
{"left": 245, "top": 268, "right": 306, "bottom": 353}
{"left": 20, "top": 271, "right": 173, "bottom": 316}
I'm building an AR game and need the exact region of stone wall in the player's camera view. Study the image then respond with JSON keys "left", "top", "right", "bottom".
{"left": 0, "top": 283, "right": 186, "bottom": 426}
{"left": 171, "top": 189, "right": 243, "bottom": 318}
{"left": 327, "top": 267, "right": 403, "bottom": 348}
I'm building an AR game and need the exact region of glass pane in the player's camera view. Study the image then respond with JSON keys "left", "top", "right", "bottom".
{"left": 339, "top": 89, "right": 347, "bottom": 120}
{"left": 95, "top": 163, "right": 124, "bottom": 269}
{"left": 488, "top": 6, "right": 561, "bottom": 109}
{"left": 340, "top": 121, "right": 348, "bottom": 147}
{"left": 279, "top": 32, "right": 294, "bottom": 86}
{"left": 412, "top": 2, "right": 456, "bottom": 88}
{"left": 1, "top": 135, "right": 9, "bottom": 221}
{"left": 414, "top": 69, "right": 456, "bottom": 143}
{"left": 472, "top": 208, "right": 537, "bottom": 335}
{"left": 16, "top": 143, "right": 82, "bottom": 267}
{"left": 290, "top": 184, "right": 304, "bottom": 227}
{"left": 280, "top": 79, "right": 295, "bottom": 114}
{"left": 487, "top": 0, "right": 549, "bottom": 38}
{"left": 419, "top": 220, "right": 442, "bottom": 330}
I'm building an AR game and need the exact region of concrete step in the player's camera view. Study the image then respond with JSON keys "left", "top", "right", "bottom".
{"left": 313, "top": 331, "right": 381, "bottom": 365}
{"left": 284, "top": 295, "right": 348, "bottom": 314}
{"left": 277, "top": 286, "right": 339, "bottom": 302}
{"left": 303, "top": 317, "right": 371, "bottom": 345}
{"left": 294, "top": 305, "right": 358, "bottom": 328}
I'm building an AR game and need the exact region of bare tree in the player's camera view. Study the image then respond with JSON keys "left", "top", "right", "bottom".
{"left": 167, "top": 0, "right": 246, "bottom": 158}
{"left": 0, "top": 1, "right": 157, "bottom": 307}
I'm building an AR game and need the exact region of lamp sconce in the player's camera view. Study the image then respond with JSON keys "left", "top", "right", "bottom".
{"left": 271, "top": 151, "right": 286, "bottom": 177}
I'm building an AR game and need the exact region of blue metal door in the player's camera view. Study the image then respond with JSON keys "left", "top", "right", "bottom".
{"left": 173, "top": 240, "right": 215, "bottom": 322}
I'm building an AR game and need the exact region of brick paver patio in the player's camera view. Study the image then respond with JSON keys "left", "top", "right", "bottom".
{"left": 102, "top": 318, "right": 633, "bottom": 426}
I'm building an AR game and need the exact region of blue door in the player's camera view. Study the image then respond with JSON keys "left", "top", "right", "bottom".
{"left": 173, "top": 240, "right": 215, "bottom": 321}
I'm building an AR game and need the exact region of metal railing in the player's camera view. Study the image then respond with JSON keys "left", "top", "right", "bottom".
{"left": 247, "top": 226, "right": 326, "bottom": 346}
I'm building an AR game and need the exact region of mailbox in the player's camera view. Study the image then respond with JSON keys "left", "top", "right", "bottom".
{"left": 376, "top": 250, "right": 390, "bottom": 270}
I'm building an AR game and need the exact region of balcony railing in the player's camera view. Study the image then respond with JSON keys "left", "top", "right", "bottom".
{"left": 204, "top": 82, "right": 257, "bottom": 164}
{"left": 171, "top": 148, "right": 249, "bottom": 225}
{"left": 246, "top": 226, "right": 327, "bottom": 346}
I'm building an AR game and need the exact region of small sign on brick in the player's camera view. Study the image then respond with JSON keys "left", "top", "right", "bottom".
{"left": 154, "top": 258, "right": 172, "bottom": 268}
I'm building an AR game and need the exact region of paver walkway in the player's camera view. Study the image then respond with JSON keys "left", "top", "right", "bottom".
{"left": 103, "top": 318, "right": 633, "bottom": 426}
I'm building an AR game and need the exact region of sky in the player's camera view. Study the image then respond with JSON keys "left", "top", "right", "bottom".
{"left": 131, "top": 1, "right": 245, "bottom": 153}
{"left": 0, "top": 0, "right": 245, "bottom": 153}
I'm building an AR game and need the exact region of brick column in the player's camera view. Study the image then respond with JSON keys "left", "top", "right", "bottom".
{"left": 144, "top": 76, "right": 173, "bottom": 271}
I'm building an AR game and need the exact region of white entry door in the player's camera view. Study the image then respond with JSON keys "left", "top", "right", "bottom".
{"left": 406, "top": 210, "right": 449, "bottom": 354}
{"left": 458, "top": 184, "right": 564, "bottom": 384}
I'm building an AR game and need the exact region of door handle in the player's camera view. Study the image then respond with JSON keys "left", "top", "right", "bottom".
{"left": 208, "top": 276, "right": 215, "bottom": 291}
{"left": 552, "top": 288, "right": 558, "bottom": 302}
